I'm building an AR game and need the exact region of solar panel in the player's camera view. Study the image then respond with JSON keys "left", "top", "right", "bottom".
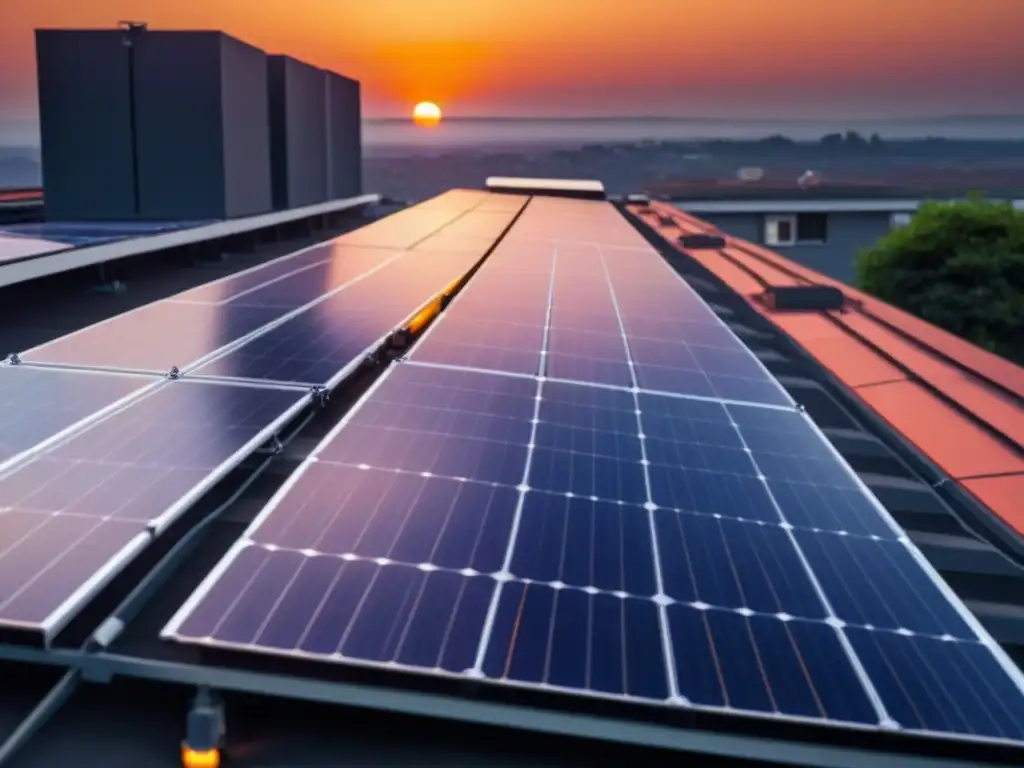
{"left": 164, "top": 199, "right": 1024, "bottom": 747}
{"left": 410, "top": 203, "right": 792, "bottom": 408}
{"left": 19, "top": 248, "right": 404, "bottom": 375}
{"left": 0, "top": 378, "right": 309, "bottom": 641}
{"left": 191, "top": 250, "right": 482, "bottom": 387}
{"left": 19, "top": 301, "right": 287, "bottom": 374}
{"left": 409, "top": 241, "right": 552, "bottom": 374}
{"left": 0, "top": 366, "right": 156, "bottom": 470}
{"left": 165, "top": 363, "right": 1024, "bottom": 745}
{"left": 170, "top": 244, "right": 399, "bottom": 308}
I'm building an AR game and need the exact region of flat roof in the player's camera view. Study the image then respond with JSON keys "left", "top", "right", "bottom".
{"left": 0, "top": 194, "right": 381, "bottom": 289}
{"left": 671, "top": 198, "right": 1024, "bottom": 215}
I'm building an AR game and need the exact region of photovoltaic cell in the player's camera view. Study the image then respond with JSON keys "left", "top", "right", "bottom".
{"left": 0, "top": 379, "right": 307, "bottom": 636}
{"left": 193, "top": 251, "right": 480, "bottom": 387}
{"left": 508, "top": 493, "right": 657, "bottom": 597}
{"left": 193, "top": 307, "right": 390, "bottom": 386}
{"left": 316, "top": 364, "right": 536, "bottom": 486}
{"left": 410, "top": 315, "right": 545, "bottom": 375}
{"left": 0, "top": 366, "right": 154, "bottom": 467}
{"left": 482, "top": 583, "right": 669, "bottom": 699}
{"left": 180, "top": 247, "right": 396, "bottom": 311}
{"left": 20, "top": 301, "right": 286, "bottom": 373}
{"left": 170, "top": 547, "right": 495, "bottom": 670}
{"left": 169, "top": 246, "right": 344, "bottom": 305}
{"left": 166, "top": 203, "right": 1024, "bottom": 746}
{"left": 412, "top": 216, "right": 791, "bottom": 407}
{"left": 249, "top": 463, "right": 519, "bottom": 573}
{"left": 410, "top": 252, "right": 553, "bottom": 375}
{"left": 530, "top": 381, "right": 645, "bottom": 502}
{"left": 0, "top": 512, "right": 147, "bottom": 628}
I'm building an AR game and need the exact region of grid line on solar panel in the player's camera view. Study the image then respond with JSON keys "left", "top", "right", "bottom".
{"left": 596, "top": 233, "right": 795, "bottom": 407}
{"left": 164, "top": 365, "right": 1024, "bottom": 743}
{"left": 407, "top": 236, "right": 556, "bottom": 376}
{"left": 18, "top": 249, "right": 406, "bottom": 376}
{"left": 0, "top": 378, "right": 309, "bottom": 637}
{"left": 187, "top": 250, "right": 482, "bottom": 388}
{"left": 411, "top": 205, "right": 793, "bottom": 409}
{"left": 0, "top": 366, "right": 161, "bottom": 472}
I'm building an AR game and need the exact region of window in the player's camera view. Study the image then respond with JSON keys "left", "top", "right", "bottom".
{"left": 890, "top": 212, "right": 913, "bottom": 229}
{"left": 764, "top": 213, "right": 828, "bottom": 246}
{"left": 796, "top": 212, "right": 828, "bottom": 243}
{"left": 764, "top": 215, "right": 796, "bottom": 246}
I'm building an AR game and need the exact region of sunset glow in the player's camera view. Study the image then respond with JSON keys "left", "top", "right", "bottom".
{"left": 412, "top": 102, "right": 442, "bottom": 127}
{"left": 0, "top": 0, "right": 1022, "bottom": 122}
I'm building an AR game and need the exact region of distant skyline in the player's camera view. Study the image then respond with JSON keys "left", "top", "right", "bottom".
{"left": 1, "top": 0, "right": 1023, "bottom": 140}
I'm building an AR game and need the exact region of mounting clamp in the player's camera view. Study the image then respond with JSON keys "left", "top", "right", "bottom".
{"left": 309, "top": 386, "right": 330, "bottom": 408}
{"left": 4, "top": 353, "right": 20, "bottom": 365}
{"left": 167, "top": 366, "right": 182, "bottom": 380}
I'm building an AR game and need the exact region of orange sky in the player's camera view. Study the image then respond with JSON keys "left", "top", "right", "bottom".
{"left": 1, "top": 0, "right": 1022, "bottom": 120}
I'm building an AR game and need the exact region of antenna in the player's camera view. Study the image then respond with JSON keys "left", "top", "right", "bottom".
{"left": 118, "top": 20, "right": 148, "bottom": 46}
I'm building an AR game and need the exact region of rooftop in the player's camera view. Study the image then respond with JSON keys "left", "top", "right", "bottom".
{"left": 0, "top": 185, "right": 1022, "bottom": 767}
{"left": 647, "top": 171, "right": 1024, "bottom": 203}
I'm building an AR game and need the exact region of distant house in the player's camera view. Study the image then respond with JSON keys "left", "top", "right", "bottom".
{"left": 653, "top": 181, "right": 1024, "bottom": 284}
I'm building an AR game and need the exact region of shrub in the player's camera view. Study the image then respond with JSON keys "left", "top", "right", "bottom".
{"left": 855, "top": 197, "right": 1024, "bottom": 364}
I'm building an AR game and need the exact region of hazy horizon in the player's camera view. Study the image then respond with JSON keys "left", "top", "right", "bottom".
{"left": 2, "top": 113, "right": 1023, "bottom": 150}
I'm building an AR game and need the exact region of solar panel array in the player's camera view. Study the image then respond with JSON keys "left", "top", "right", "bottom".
{"left": 1, "top": 191, "right": 520, "bottom": 642}
{"left": 165, "top": 198, "right": 1024, "bottom": 747}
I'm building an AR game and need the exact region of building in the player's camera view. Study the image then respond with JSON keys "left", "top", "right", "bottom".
{"left": 325, "top": 71, "right": 363, "bottom": 199}
{"left": 656, "top": 181, "right": 1024, "bottom": 284}
{"left": 268, "top": 55, "right": 329, "bottom": 209}
{"left": 35, "top": 26, "right": 274, "bottom": 221}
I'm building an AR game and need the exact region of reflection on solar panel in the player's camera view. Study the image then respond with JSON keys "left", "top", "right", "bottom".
{"left": 0, "top": 366, "right": 156, "bottom": 469}
{"left": 412, "top": 201, "right": 792, "bottom": 407}
{"left": 190, "top": 249, "right": 484, "bottom": 387}
{"left": 0, "top": 379, "right": 308, "bottom": 641}
{"left": 19, "top": 193, "right": 522, "bottom": 381}
{"left": 164, "top": 199, "right": 1024, "bottom": 747}
{"left": 20, "top": 247, "right": 403, "bottom": 374}
{"left": 169, "top": 244, "right": 399, "bottom": 308}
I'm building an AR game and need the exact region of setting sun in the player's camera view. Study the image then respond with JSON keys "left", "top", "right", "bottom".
{"left": 412, "top": 101, "right": 442, "bottom": 127}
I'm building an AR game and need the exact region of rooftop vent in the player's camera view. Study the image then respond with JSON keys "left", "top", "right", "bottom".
{"left": 762, "top": 285, "right": 846, "bottom": 311}
{"left": 679, "top": 233, "right": 726, "bottom": 250}
{"left": 485, "top": 176, "right": 606, "bottom": 200}
{"left": 797, "top": 169, "right": 823, "bottom": 189}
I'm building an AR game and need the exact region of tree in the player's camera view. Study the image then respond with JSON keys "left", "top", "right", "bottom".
{"left": 820, "top": 133, "right": 844, "bottom": 149}
{"left": 855, "top": 197, "right": 1024, "bottom": 364}
{"left": 843, "top": 130, "right": 868, "bottom": 148}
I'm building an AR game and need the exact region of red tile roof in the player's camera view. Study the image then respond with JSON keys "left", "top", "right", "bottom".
{"left": 0, "top": 188, "right": 42, "bottom": 204}
{"left": 630, "top": 201, "right": 1024, "bottom": 538}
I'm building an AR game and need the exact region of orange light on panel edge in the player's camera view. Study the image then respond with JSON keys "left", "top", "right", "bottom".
{"left": 412, "top": 101, "right": 442, "bottom": 127}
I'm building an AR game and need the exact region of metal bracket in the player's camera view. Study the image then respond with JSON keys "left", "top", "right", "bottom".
{"left": 167, "top": 366, "right": 181, "bottom": 380}
{"left": 184, "top": 687, "right": 225, "bottom": 754}
{"left": 309, "top": 386, "right": 330, "bottom": 408}
{"left": 4, "top": 353, "right": 21, "bottom": 365}
{"left": 258, "top": 434, "right": 285, "bottom": 456}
